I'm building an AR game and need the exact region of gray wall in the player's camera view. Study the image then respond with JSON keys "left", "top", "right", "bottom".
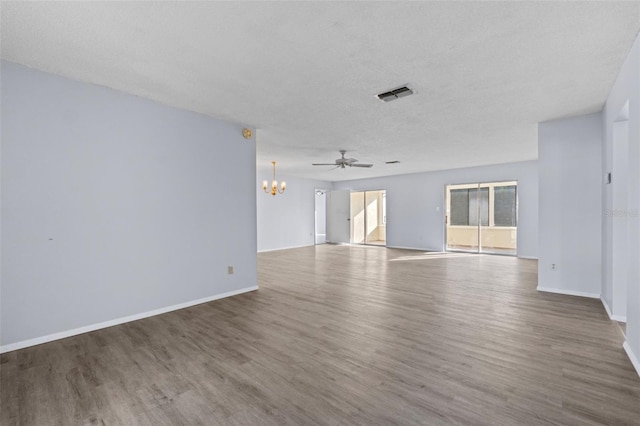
{"left": 256, "top": 170, "right": 331, "bottom": 252}
{"left": 603, "top": 33, "right": 640, "bottom": 372}
{"left": 1, "top": 61, "right": 257, "bottom": 349}
{"left": 332, "top": 161, "right": 538, "bottom": 258}
{"left": 537, "top": 113, "right": 603, "bottom": 297}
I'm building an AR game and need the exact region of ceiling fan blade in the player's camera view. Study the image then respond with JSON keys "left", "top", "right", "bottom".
{"left": 313, "top": 151, "right": 371, "bottom": 170}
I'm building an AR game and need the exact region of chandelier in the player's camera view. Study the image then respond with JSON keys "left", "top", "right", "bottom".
{"left": 262, "top": 161, "right": 286, "bottom": 196}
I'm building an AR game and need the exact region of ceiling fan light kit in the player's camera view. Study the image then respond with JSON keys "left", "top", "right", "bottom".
{"left": 312, "top": 150, "right": 373, "bottom": 169}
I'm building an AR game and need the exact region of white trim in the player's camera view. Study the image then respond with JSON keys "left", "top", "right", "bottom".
{"left": 0, "top": 286, "right": 259, "bottom": 354}
{"left": 600, "top": 296, "right": 627, "bottom": 322}
{"left": 536, "top": 286, "right": 600, "bottom": 299}
{"left": 388, "top": 245, "right": 534, "bottom": 258}
{"left": 386, "top": 245, "right": 430, "bottom": 251}
{"left": 601, "top": 296, "right": 614, "bottom": 318}
{"left": 258, "top": 243, "right": 314, "bottom": 253}
{"left": 623, "top": 341, "right": 640, "bottom": 378}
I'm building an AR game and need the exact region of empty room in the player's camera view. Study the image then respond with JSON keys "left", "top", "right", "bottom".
{"left": 2, "top": 2, "right": 640, "bottom": 425}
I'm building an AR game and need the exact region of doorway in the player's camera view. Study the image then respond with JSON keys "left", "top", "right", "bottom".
{"left": 350, "top": 190, "right": 386, "bottom": 246}
{"left": 609, "top": 103, "right": 629, "bottom": 319}
{"left": 445, "top": 181, "right": 517, "bottom": 255}
{"left": 314, "top": 189, "right": 328, "bottom": 244}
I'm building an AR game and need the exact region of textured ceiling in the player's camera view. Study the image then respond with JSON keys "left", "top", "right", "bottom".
{"left": 2, "top": 2, "right": 639, "bottom": 181}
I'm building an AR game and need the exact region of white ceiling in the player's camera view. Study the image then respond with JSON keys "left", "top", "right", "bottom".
{"left": 2, "top": 2, "right": 639, "bottom": 181}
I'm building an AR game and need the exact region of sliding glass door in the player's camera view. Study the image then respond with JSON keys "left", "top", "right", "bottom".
{"left": 445, "top": 181, "right": 517, "bottom": 255}
{"left": 484, "top": 184, "right": 517, "bottom": 254}
{"left": 350, "top": 190, "right": 386, "bottom": 246}
{"left": 447, "top": 184, "right": 483, "bottom": 252}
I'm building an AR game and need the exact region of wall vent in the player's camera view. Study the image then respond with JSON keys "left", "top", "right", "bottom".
{"left": 377, "top": 86, "right": 413, "bottom": 102}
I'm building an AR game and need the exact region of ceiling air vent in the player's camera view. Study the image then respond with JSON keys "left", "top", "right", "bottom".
{"left": 377, "top": 86, "right": 413, "bottom": 102}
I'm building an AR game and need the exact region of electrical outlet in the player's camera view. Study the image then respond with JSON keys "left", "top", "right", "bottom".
{"left": 227, "top": 266, "right": 234, "bottom": 274}
{"left": 551, "top": 263, "right": 558, "bottom": 271}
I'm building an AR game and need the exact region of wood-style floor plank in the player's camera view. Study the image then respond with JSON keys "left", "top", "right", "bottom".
{"left": 1, "top": 245, "right": 639, "bottom": 425}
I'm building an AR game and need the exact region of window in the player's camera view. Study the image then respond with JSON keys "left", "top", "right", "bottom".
{"left": 494, "top": 185, "right": 517, "bottom": 226}
{"left": 469, "top": 188, "right": 489, "bottom": 227}
{"left": 450, "top": 189, "right": 469, "bottom": 225}
{"left": 450, "top": 188, "right": 489, "bottom": 226}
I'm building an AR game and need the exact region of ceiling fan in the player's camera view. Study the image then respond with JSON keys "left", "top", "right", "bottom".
{"left": 312, "top": 150, "right": 373, "bottom": 169}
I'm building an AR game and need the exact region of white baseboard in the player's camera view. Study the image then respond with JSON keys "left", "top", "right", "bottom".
{"left": 623, "top": 341, "right": 640, "bottom": 378}
{"left": 386, "top": 247, "right": 536, "bottom": 258}
{"left": 536, "top": 286, "right": 600, "bottom": 299}
{"left": 386, "top": 245, "right": 429, "bottom": 251}
{"left": 601, "top": 296, "right": 614, "bottom": 317}
{"left": 600, "top": 296, "right": 627, "bottom": 322}
{"left": 0, "top": 285, "right": 259, "bottom": 354}
{"left": 258, "top": 243, "right": 314, "bottom": 253}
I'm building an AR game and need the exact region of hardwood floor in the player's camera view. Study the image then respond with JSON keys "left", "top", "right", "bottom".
{"left": 2, "top": 245, "right": 639, "bottom": 425}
